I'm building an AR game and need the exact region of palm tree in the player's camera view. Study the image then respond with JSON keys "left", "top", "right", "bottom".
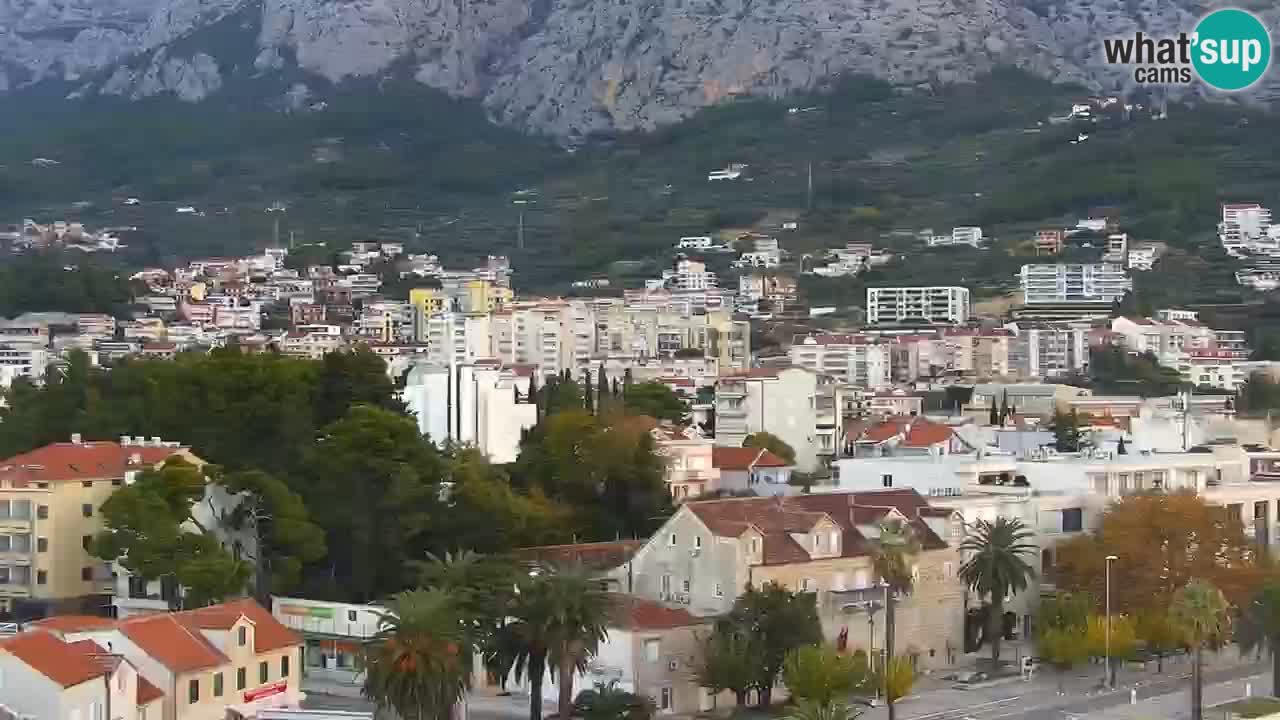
{"left": 783, "top": 700, "right": 864, "bottom": 720}
{"left": 414, "top": 551, "right": 520, "bottom": 689}
{"left": 958, "top": 518, "right": 1037, "bottom": 670}
{"left": 492, "top": 565, "right": 614, "bottom": 720}
{"left": 362, "top": 589, "right": 472, "bottom": 720}
{"left": 1171, "top": 579, "right": 1230, "bottom": 720}
{"left": 1237, "top": 579, "right": 1280, "bottom": 694}
{"left": 573, "top": 681, "right": 655, "bottom": 720}
{"left": 870, "top": 518, "right": 920, "bottom": 720}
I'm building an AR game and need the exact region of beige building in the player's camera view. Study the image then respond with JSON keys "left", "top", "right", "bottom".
{"left": 34, "top": 598, "right": 304, "bottom": 720}
{"left": 0, "top": 438, "right": 197, "bottom": 615}
{"left": 614, "top": 490, "right": 966, "bottom": 671}
{"left": 653, "top": 426, "right": 722, "bottom": 501}
{"left": 0, "top": 628, "right": 160, "bottom": 720}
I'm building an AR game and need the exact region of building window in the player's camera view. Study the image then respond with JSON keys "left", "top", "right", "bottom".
{"left": 660, "top": 687, "right": 673, "bottom": 712}
{"left": 213, "top": 673, "right": 223, "bottom": 697}
{"left": 238, "top": 626, "right": 247, "bottom": 646}
{"left": 348, "top": 610, "right": 358, "bottom": 622}
{"left": 282, "top": 655, "right": 290, "bottom": 677}
{"left": 667, "top": 533, "right": 677, "bottom": 547}
{"left": 82, "top": 535, "right": 93, "bottom": 551}
{"left": 694, "top": 536, "right": 702, "bottom": 550}
{"left": 644, "top": 639, "right": 661, "bottom": 662}
{"left": 882, "top": 474, "right": 893, "bottom": 488}
{"left": 36, "top": 537, "right": 47, "bottom": 552}
{"left": 749, "top": 538, "right": 760, "bottom": 556}
{"left": 82, "top": 480, "right": 93, "bottom": 488}
{"left": 1062, "top": 508, "right": 1084, "bottom": 533}
{"left": 37, "top": 570, "right": 46, "bottom": 585}
{"left": 259, "top": 661, "right": 269, "bottom": 684}
{"left": 82, "top": 504, "right": 93, "bottom": 518}
{"left": 188, "top": 678, "right": 199, "bottom": 704}
{"left": 237, "top": 667, "right": 246, "bottom": 690}
{"left": 714, "top": 583, "right": 723, "bottom": 598}
{"left": 112, "top": 479, "right": 123, "bottom": 487}
{"left": 682, "top": 579, "right": 690, "bottom": 593}
{"left": 81, "top": 567, "right": 92, "bottom": 581}
{"left": 36, "top": 505, "right": 48, "bottom": 520}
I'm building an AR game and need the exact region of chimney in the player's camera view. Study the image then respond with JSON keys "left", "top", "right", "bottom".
{"left": 70, "top": 433, "right": 82, "bottom": 444}
{"left": 149, "top": 437, "right": 162, "bottom": 447}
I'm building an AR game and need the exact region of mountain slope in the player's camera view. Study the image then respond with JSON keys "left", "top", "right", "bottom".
{"left": 2, "top": 0, "right": 1278, "bottom": 137}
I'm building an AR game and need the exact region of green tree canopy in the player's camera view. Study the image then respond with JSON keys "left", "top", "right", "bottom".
{"left": 92, "top": 458, "right": 250, "bottom": 607}
{"left": 728, "top": 582, "right": 822, "bottom": 706}
{"left": 362, "top": 589, "right": 472, "bottom": 720}
{"left": 742, "top": 432, "right": 797, "bottom": 465}
{"left": 622, "top": 382, "right": 688, "bottom": 423}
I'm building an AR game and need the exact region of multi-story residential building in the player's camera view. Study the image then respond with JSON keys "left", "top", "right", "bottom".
{"left": 1220, "top": 202, "right": 1275, "bottom": 256}
{"left": 664, "top": 257, "right": 718, "bottom": 291}
{"left": 0, "top": 343, "right": 48, "bottom": 388}
{"left": 1178, "top": 349, "right": 1252, "bottom": 392}
{"left": 1035, "top": 229, "right": 1064, "bottom": 255}
{"left": 1110, "top": 316, "right": 1217, "bottom": 366}
{"left": 928, "top": 227, "right": 984, "bottom": 247}
{"left": 1127, "top": 243, "right": 1160, "bottom": 270}
{"left": 0, "top": 629, "right": 156, "bottom": 720}
{"left": 38, "top": 598, "right": 304, "bottom": 720}
{"left": 75, "top": 314, "right": 117, "bottom": 338}
{"left": 0, "top": 437, "right": 197, "bottom": 616}
{"left": 277, "top": 326, "right": 345, "bottom": 360}
{"left": 866, "top": 287, "right": 970, "bottom": 326}
{"left": 1006, "top": 322, "right": 1090, "bottom": 379}
{"left": 940, "top": 329, "right": 1012, "bottom": 379}
{"left": 653, "top": 427, "right": 722, "bottom": 501}
{"left": 355, "top": 301, "right": 414, "bottom": 344}
{"left": 122, "top": 318, "right": 166, "bottom": 343}
{"left": 401, "top": 361, "right": 538, "bottom": 463}
{"left": 612, "top": 490, "right": 965, "bottom": 670}
{"left": 1019, "top": 263, "right": 1131, "bottom": 307}
{"left": 788, "top": 335, "right": 892, "bottom": 389}
{"left": 715, "top": 368, "right": 821, "bottom": 471}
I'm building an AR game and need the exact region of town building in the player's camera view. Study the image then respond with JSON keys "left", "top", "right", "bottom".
{"left": 715, "top": 368, "right": 821, "bottom": 471}
{"left": 0, "top": 629, "right": 156, "bottom": 720}
{"left": 36, "top": 599, "right": 304, "bottom": 720}
{"left": 270, "top": 596, "right": 382, "bottom": 689}
{"left": 401, "top": 361, "right": 538, "bottom": 464}
{"left": 788, "top": 335, "right": 892, "bottom": 389}
{"left": 1035, "top": 229, "right": 1064, "bottom": 255}
{"left": 611, "top": 491, "right": 965, "bottom": 670}
{"left": 653, "top": 427, "right": 722, "bottom": 501}
{"left": 1019, "top": 263, "right": 1132, "bottom": 305}
{"left": 866, "top": 287, "right": 970, "bottom": 326}
{"left": 710, "top": 447, "right": 793, "bottom": 495}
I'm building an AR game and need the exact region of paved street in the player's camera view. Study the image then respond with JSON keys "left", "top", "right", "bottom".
{"left": 867, "top": 660, "right": 1272, "bottom": 720}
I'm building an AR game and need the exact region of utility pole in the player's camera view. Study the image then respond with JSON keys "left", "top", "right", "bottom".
{"left": 806, "top": 161, "right": 814, "bottom": 211}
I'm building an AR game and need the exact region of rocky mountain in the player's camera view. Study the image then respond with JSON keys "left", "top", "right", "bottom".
{"left": 1, "top": 0, "right": 1276, "bottom": 137}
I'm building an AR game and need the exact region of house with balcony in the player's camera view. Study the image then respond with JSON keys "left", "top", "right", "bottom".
{"left": 653, "top": 427, "right": 722, "bottom": 501}
{"left": 714, "top": 368, "right": 822, "bottom": 472}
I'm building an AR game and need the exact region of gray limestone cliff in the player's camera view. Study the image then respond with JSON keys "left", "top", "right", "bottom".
{"left": 1, "top": 0, "right": 1275, "bottom": 136}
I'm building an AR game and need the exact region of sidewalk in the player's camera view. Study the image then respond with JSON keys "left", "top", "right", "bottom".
{"left": 1089, "top": 671, "right": 1271, "bottom": 720}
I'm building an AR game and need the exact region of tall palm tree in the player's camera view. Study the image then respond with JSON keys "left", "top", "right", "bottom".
{"left": 492, "top": 565, "right": 614, "bottom": 720}
{"left": 1172, "top": 579, "right": 1230, "bottom": 720}
{"left": 958, "top": 517, "right": 1037, "bottom": 670}
{"left": 362, "top": 589, "right": 472, "bottom": 720}
{"left": 1237, "top": 579, "right": 1280, "bottom": 695}
{"left": 870, "top": 518, "right": 920, "bottom": 720}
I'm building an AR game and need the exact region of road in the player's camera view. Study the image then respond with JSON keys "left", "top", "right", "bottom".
{"left": 877, "top": 662, "right": 1271, "bottom": 720}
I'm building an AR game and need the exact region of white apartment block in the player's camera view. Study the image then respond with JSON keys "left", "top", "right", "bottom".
{"left": 1006, "top": 323, "right": 1089, "bottom": 379}
{"left": 1127, "top": 243, "right": 1160, "bottom": 271}
{"left": 1220, "top": 203, "right": 1276, "bottom": 257}
{"left": 715, "top": 368, "right": 822, "bottom": 471}
{"left": 1111, "top": 316, "right": 1217, "bottom": 367}
{"left": 356, "top": 301, "right": 415, "bottom": 344}
{"left": 866, "top": 287, "right": 970, "bottom": 325}
{"left": 423, "top": 312, "right": 494, "bottom": 368}
{"left": 789, "top": 335, "right": 892, "bottom": 389}
{"left": 928, "top": 226, "right": 984, "bottom": 247}
{"left": 1019, "top": 263, "right": 1132, "bottom": 304}
{"left": 0, "top": 343, "right": 48, "bottom": 388}
{"left": 278, "top": 325, "right": 345, "bottom": 360}
{"left": 401, "top": 361, "right": 537, "bottom": 463}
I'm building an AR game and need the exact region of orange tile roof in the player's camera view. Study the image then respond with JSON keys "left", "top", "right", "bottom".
{"left": 900, "top": 421, "right": 956, "bottom": 447}
{"left": 0, "top": 441, "right": 187, "bottom": 486}
{"left": 610, "top": 595, "right": 707, "bottom": 630}
{"left": 180, "top": 598, "right": 301, "bottom": 654}
{"left": 0, "top": 631, "right": 113, "bottom": 687}
{"left": 137, "top": 675, "right": 165, "bottom": 705}
{"left": 686, "top": 490, "right": 948, "bottom": 566}
{"left": 517, "top": 540, "right": 644, "bottom": 571}
{"left": 711, "top": 447, "right": 789, "bottom": 470}
{"left": 29, "top": 615, "right": 118, "bottom": 632}
{"left": 114, "top": 598, "right": 301, "bottom": 673}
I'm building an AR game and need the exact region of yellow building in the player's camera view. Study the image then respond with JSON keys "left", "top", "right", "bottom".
{"left": 408, "top": 287, "right": 447, "bottom": 315}
{"left": 0, "top": 437, "right": 198, "bottom": 615}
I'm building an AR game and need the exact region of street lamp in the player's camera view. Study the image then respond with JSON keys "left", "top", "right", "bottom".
{"left": 1105, "top": 555, "right": 1119, "bottom": 688}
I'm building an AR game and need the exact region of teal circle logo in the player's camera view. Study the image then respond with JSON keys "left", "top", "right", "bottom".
{"left": 1192, "top": 8, "right": 1272, "bottom": 91}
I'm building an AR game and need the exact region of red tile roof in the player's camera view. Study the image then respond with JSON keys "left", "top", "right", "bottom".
{"left": 119, "top": 614, "right": 227, "bottom": 672}
{"left": 517, "top": 540, "right": 644, "bottom": 571}
{"left": 137, "top": 675, "right": 165, "bottom": 705}
{"left": 685, "top": 490, "right": 948, "bottom": 566}
{"left": 610, "top": 595, "right": 706, "bottom": 630}
{"left": 712, "top": 447, "right": 789, "bottom": 470}
{"left": 0, "top": 631, "right": 113, "bottom": 687}
{"left": 29, "top": 615, "right": 119, "bottom": 632}
{"left": 855, "top": 418, "right": 958, "bottom": 448}
{"left": 181, "top": 598, "right": 301, "bottom": 654}
{"left": 0, "top": 441, "right": 188, "bottom": 486}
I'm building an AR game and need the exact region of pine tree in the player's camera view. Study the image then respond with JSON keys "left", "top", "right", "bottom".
{"left": 611, "top": 378, "right": 621, "bottom": 397}
{"left": 623, "top": 368, "right": 634, "bottom": 388}
{"left": 1000, "top": 391, "right": 1010, "bottom": 422}
{"left": 597, "top": 367, "right": 610, "bottom": 401}
{"left": 989, "top": 399, "right": 1000, "bottom": 426}
{"left": 583, "top": 369, "right": 595, "bottom": 413}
